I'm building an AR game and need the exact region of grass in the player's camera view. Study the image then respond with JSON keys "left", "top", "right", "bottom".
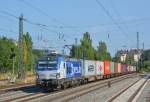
{"left": 139, "top": 67, "right": 150, "bottom": 73}
{"left": 0, "top": 71, "right": 36, "bottom": 89}
{"left": 0, "top": 72, "right": 11, "bottom": 80}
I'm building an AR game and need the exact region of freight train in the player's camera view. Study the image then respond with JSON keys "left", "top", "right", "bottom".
{"left": 36, "top": 54, "right": 136, "bottom": 89}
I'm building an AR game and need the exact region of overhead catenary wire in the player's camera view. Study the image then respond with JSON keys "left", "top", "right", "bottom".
{"left": 23, "top": 17, "right": 73, "bottom": 49}
{"left": 0, "top": 9, "right": 72, "bottom": 29}
{"left": 0, "top": 10, "right": 73, "bottom": 48}
{"left": 19, "top": 0, "right": 66, "bottom": 26}
{"left": 0, "top": 14, "right": 18, "bottom": 22}
{"left": 95, "top": 0, "right": 134, "bottom": 43}
{"left": 0, "top": 11, "right": 61, "bottom": 47}
{"left": 0, "top": 28, "right": 18, "bottom": 35}
{"left": 0, "top": 7, "right": 80, "bottom": 51}
{"left": 0, "top": 7, "right": 147, "bottom": 48}
{"left": 0, "top": 8, "right": 149, "bottom": 31}
{"left": 0, "top": 9, "right": 147, "bottom": 46}
{"left": 0, "top": 10, "right": 61, "bottom": 35}
{"left": 0, "top": 10, "right": 19, "bottom": 19}
{"left": 109, "top": 0, "right": 131, "bottom": 34}
{"left": 23, "top": 18, "right": 59, "bottom": 34}
{"left": 0, "top": 11, "right": 58, "bottom": 37}
{"left": 19, "top": 14, "right": 74, "bottom": 41}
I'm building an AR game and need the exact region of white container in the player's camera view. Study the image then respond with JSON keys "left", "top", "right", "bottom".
{"left": 118, "top": 63, "right": 121, "bottom": 73}
{"left": 84, "top": 60, "right": 96, "bottom": 77}
{"left": 96, "top": 61, "right": 104, "bottom": 75}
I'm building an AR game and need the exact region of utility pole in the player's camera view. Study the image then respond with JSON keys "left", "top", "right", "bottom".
{"left": 75, "top": 38, "right": 78, "bottom": 46}
{"left": 75, "top": 38, "right": 78, "bottom": 58}
{"left": 10, "top": 48, "right": 16, "bottom": 75}
{"left": 18, "top": 14, "right": 25, "bottom": 80}
{"left": 136, "top": 32, "right": 139, "bottom": 72}
{"left": 137, "top": 32, "right": 139, "bottom": 50}
{"left": 82, "top": 47, "right": 86, "bottom": 77}
{"left": 142, "top": 42, "right": 144, "bottom": 50}
{"left": 141, "top": 42, "right": 144, "bottom": 69}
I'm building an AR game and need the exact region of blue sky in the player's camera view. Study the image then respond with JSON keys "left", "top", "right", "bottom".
{"left": 0, "top": 0, "right": 150, "bottom": 56}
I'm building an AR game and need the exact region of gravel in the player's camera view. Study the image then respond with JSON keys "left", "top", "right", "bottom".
{"left": 69, "top": 76, "right": 140, "bottom": 102}
{"left": 137, "top": 79, "right": 150, "bottom": 102}
{"left": 0, "top": 74, "right": 140, "bottom": 102}
{"left": 0, "top": 86, "right": 41, "bottom": 102}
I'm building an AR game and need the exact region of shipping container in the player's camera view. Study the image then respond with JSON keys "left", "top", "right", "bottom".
{"left": 96, "top": 61, "right": 104, "bottom": 75}
{"left": 133, "top": 66, "right": 135, "bottom": 71}
{"left": 114, "top": 63, "right": 118, "bottom": 73}
{"left": 130, "top": 66, "right": 134, "bottom": 72}
{"left": 121, "top": 64, "right": 126, "bottom": 73}
{"left": 104, "top": 61, "right": 111, "bottom": 75}
{"left": 96, "top": 61, "right": 104, "bottom": 79}
{"left": 125, "top": 64, "right": 128, "bottom": 73}
{"left": 133, "top": 66, "right": 136, "bottom": 71}
{"left": 134, "top": 66, "right": 136, "bottom": 71}
{"left": 84, "top": 60, "right": 96, "bottom": 77}
{"left": 118, "top": 63, "right": 121, "bottom": 73}
{"left": 128, "top": 65, "right": 131, "bottom": 72}
{"left": 110, "top": 62, "right": 115, "bottom": 74}
{"left": 66, "top": 60, "right": 82, "bottom": 78}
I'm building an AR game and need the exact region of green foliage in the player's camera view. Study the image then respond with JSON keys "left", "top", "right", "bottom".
{"left": 96, "top": 41, "right": 111, "bottom": 61}
{"left": 0, "top": 33, "right": 44, "bottom": 74}
{"left": 141, "top": 49, "right": 150, "bottom": 61}
{"left": 70, "top": 45, "right": 82, "bottom": 59}
{"left": 143, "top": 61, "right": 150, "bottom": 67}
{"left": 80, "top": 32, "right": 95, "bottom": 60}
{"left": 125, "top": 55, "right": 136, "bottom": 65}
{"left": 0, "top": 31, "right": 112, "bottom": 75}
{"left": 70, "top": 32, "right": 111, "bottom": 60}
{"left": 140, "top": 49, "right": 150, "bottom": 72}
{"left": 32, "top": 49, "right": 45, "bottom": 62}
{"left": 23, "top": 32, "right": 34, "bottom": 71}
{"left": 0, "top": 37, "right": 17, "bottom": 73}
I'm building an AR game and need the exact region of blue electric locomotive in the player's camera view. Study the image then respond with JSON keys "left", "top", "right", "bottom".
{"left": 36, "top": 54, "right": 82, "bottom": 89}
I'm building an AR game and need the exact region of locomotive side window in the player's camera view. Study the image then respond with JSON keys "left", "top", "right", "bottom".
{"left": 38, "top": 62, "right": 47, "bottom": 68}
{"left": 38, "top": 63, "right": 47, "bottom": 67}
{"left": 64, "top": 63, "right": 65, "bottom": 68}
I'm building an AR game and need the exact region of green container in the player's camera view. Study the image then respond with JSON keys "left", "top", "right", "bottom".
{"left": 110, "top": 62, "right": 114, "bottom": 73}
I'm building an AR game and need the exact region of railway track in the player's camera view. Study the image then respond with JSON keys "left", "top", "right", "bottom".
{"left": 106, "top": 76, "right": 148, "bottom": 102}
{"left": 0, "top": 73, "right": 139, "bottom": 102}
{"left": 0, "top": 79, "right": 8, "bottom": 81}
{"left": 0, "top": 83, "right": 35, "bottom": 94}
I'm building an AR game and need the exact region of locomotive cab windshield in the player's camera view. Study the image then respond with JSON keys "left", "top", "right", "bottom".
{"left": 37, "top": 55, "right": 57, "bottom": 70}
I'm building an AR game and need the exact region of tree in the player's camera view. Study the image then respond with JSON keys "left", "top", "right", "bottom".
{"left": 96, "top": 41, "right": 111, "bottom": 61}
{"left": 140, "top": 49, "right": 150, "bottom": 71}
{"left": 80, "top": 32, "right": 95, "bottom": 60}
{"left": 0, "top": 33, "right": 47, "bottom": 75}
{"left": 70, "top": 45, "right": 77, "bottom": 58}
{"left": 0, "top": 37, "right": 17, "bottom": 73}
{"left": 70, "top": 32, "right": 95, "bottom": 60}
{"left": 70, "top": 32, "right": 112, "bottom": 61}
{"left": 23, "top": 32, "right": 33, "bottom": 71}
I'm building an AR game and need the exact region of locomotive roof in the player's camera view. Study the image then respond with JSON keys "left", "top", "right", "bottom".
{"left": 38, "top": 55, "right": 60, "bottom": 61}
{"left": 38, "top": 54, "right": 82, "bottom": 62}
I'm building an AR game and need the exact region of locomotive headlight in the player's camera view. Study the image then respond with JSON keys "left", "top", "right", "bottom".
{"left": 56, "top": 73, "right": 60, "bottom": 79}
{"left": 36, "top": 74, "right": 39, "bottom": 79}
